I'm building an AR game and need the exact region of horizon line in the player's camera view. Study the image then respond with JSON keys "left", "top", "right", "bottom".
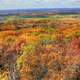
{"left": 0, "top": 7, "right": 80, "bottom": 11}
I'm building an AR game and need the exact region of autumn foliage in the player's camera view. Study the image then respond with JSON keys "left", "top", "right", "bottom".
{"left": 0, "top": 17, "right": 80, "bottom": 80}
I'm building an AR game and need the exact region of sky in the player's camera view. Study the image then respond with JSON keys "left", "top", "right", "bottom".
{"left": 0, "top": 0, "right": 80, "bottom": 10}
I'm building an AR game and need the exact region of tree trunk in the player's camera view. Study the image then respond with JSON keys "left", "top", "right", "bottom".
{"left": 7, "top": 53, "right": 20, "bottom": 80}
{"left": 8, "top": 61, "right": 20, "bottom": 80}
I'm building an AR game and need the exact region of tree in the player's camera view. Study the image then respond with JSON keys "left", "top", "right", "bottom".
{"left": 0, "top": 37, "right": 26, "bottom": 80}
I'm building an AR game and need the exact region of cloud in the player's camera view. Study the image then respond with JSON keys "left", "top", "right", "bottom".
{"left": 70, "top": 0, "right": 80, "bottom": 4}
{"left": 51, "top": 0, "right": 60, "bottom": 3}
{"left": 0, "top": 0, "right": 61, "bottom": 9}
{"left": 0, "top": 0, "right": 80, "bottom": 10}
{"left": 72, "top": 0, "right": 80, "bottom": 2}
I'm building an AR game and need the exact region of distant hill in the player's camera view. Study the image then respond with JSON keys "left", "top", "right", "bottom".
{"left": 0, "top": 8, "right": 80, "bottom": 16}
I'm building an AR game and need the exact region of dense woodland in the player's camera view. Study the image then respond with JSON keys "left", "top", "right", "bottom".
{"left": 0, "top": 17, "right": 80, "bottom": 80}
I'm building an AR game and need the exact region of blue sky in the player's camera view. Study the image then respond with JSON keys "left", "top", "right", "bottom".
{"left": 0, "top": 0, "right": 80, "bottom": 10}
